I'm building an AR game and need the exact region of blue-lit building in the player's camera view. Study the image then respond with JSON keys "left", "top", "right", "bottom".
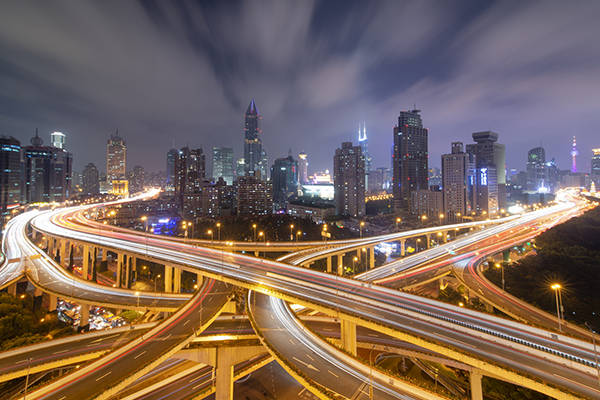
{"left": 271, "top": 153, "right": 298, "bottom": 211}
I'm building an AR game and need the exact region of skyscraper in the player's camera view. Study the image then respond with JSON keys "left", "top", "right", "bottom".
{"left": 298, "top": 152, "right": 308, "bottom": 184}
{"left": 82, "top": 163, "right": 100, "bottom": 196}
{"left": 358, "top": 122, "right": 372, "bottom": 191}
{"left": 392, "top": 109, "right": 429, "bottom": 211}
{"left": 526, "top": 147, "right": 548, "bottom": 191}
{"left": 0, "top": 136, "right": 21, "bottom": 214}
{"left": 166, "top": 148, "right": 178, "bottom": 191}
{"left": 106, "top": 132, "right": 126, "bottom": 183}
{"left": 50, "top": 131, "right": 65, "bottom": 149}
{"left": 128, "top": 165, "right": 145, "bottom": 194}
{"left": 466, "top": 131, "right": 505, "bottom": 213}
{"left": 441, "top": 142, "right": 476, "bottom": 220}
{"left": 243, "top": 99, "right": 264, "bottom": 178}
{"left": 592, "top": 149, "right": 600, "bottom": 176}
{"left": 175, "top": 146, "right": 206, "bottom": 210}
{"left": 236, "top": 175, "right": 272, "bottom": 216}
{"left": 23, "top": 131, "right": 72, "bottom": 203}
{"left": 212, "top": 147, "right": 234, "bottom": 185}
{"left": 271, "top": 153, "right": 298, "bottom": 211}
{"left": 334, "top": 142, "right": 365, "bottom": 217}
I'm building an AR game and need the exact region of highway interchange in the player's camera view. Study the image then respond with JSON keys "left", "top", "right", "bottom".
{"left": 1, "top": 190, "right": 599, "bottom": 399}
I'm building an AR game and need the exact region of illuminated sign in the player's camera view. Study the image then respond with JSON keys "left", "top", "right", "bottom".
{"left": 480, "top": 168, "right": 488, "bottom": 186}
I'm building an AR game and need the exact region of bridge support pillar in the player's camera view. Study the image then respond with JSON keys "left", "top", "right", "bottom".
{"left": 443, "top": 231, "right": 448, "bottom": 243}
{"left": 82, "top": 245, "right": 90, "bottom": 280}
{"left": 47, "top": 237, "right": 54, "bottom": 257}
{"left": 254, "top": 251, "right": 259, "bottom": 257}
{"left": 340, "top": 319, "right": 357, "bottom": 356}
{"left": 400, "top": 240, "right": 406, "bottom": 257}
{"left": 470, "top": 370, "right": 483, "bottom": 400}
{"left": 48, "top": 294, "right": 57, "bottom": 311}
{"left": 165, "top": 265, "right": 173, "bottom": 293}
{"left": 59, "top": 240, "right": 67, "bottom": 265}
{"left": 426, "top": 234, "right": 431, "bottom": 249}
{"left": 215, "top": 347, "right": 236, "bottom": 400}
{"left": 173, "top": 268, "right": 181, "bottom": 293}
{"left": 116, "top": 253, "right": 123, "bottom": 287}
{"left": 369, "top": 247, "right": 375, "bottom": 269}
{"left": 80, "top": 305, "right": 90, "bottom": 327}
{"left": 7, "top": 282, "right": 16, "bottom": 296}
{"left": 101, "top": 248, "right": 107, "bottom": 262}
{"left": 326, "top": 256, "right": 332, "bottom": 273}
{"left": 337, "top": 254, "right": 344, "bottom": 276}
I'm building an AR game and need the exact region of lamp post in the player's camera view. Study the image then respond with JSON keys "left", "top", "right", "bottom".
{"left": 296, "top": 230, "right": 302, "bottom": 242}
{"left": 140, "top": 215, "right": 148, "bottom": 232}
{"left": 551, "top": 283, "right": 562, "bottom": 332}
{"left": 252, "top": 224, "right": 257, "bottom": 242}
{"left": 352, "top": 256, "right": 358, "bottom": 273}
{"left": 153, "top": 274, "right": 161, "bottom": 292}
{"left": 495, "top": 262, "right": 505, "bottom": 290}
{"left": 207, "top": 229, "right": 213, "bottom": 242}
{"left": 360, "top": 221, "right": 365, "bottom": 238}
{"left": 395, "top": 217, "right": 401, "bottom": 231}
{"left": 421, "top": 214, "right": 427, "bottom": 226}
{"left": 289, "top": 224, "right": 294, "bottom": 241}
{"left": 216, "top": 222, "right": 221, "bottom": 241}
{"left": 439, "top": 213, "right": 444, "bottom": 225}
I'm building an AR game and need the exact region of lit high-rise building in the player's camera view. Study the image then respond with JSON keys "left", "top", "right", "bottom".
{"left": 212, "top": 146, "right": 234, "bottom": 185}
{"left": 50, "top": 131, "right": 66, "bottom": 149}
{"left": 526, "top": 147, "right": 548, "bottom": 192}
{"left": 271, "top": 153, "right": 298, "bottom": 211}
{"left": 334, "top": 142, "right": 365, "bottom": 217}
{"left": 358, "top": 122, "right": 372, "bottom": 191}
{"left": 166, "top": 148, "right": 178, "bottom": 191}
{"left": 175, "top": 146, "right": 205, "bottom": 210}
{"left": 128, "top": 165, "right": 145, "bottom": 194}
{"left": 24, "top": 131, "right": 72, "bottom": 203}
{"left": 236, "top": 175, "right": 272, "bottom": 216}
{"left": 0, "top": 136, "right": 22, "bottom": 214}
{"left": 106, "top": 132, "right": 126, "bottom": 183}
{"left": 243, "top": 99, "right": 263, "bottom": 178}
{"left": 466, "top": 131, "right": 505, "bottom": 213}
{"left": 441, "top": 142, "right": 476, "bottom": 220}
{"left": 592, "top": 149, "right": 600, "bottom": 176}
{"left": 82, "top": 163, "right": 100, "bottom": 196}
{"left": 298, "top": 152, "right": 308, "bottom": 184}
{"left": 236, "top": 158, "right": 245, "bottom": 179}
{"left": 571, "top": 136, "right": 578, "bottom": 173}
{"left": 392, "top": 109, "right": 429, "bottom": 211}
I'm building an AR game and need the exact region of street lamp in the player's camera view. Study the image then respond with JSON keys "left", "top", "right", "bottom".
{"left": 352, "top": 256, "right": 358, "bottom": 272}
{"left": 140, "top": 215, "right": 148, "bottom": 232}
{"left": 551, "top": 283, "right": 563, "bottom": 332}
{"left": 395, "top": 217, "right": 401, "bottom": 231}
{"left": 584, "top": 322, "right": 600, "bottom": 386}
{"left": 439, "top": 213, "right": 444, "bottom": 225}
{"left": 421, "top": 214, "right": 427, "bottom": 226}
{"left": 360, "top": 221, "right": 365, "bottom": 238}
{"left": 216, "top": 222, "right": 221, "bottom": 241}
{"left": 252, "top": 224, "right": 257, "bottom": 242}
{"left": 296, "top": 230, "right": 302, "bottom": 242}
{"left": 495, "top": 262, "right": 505, "bottom": 290}
{"left": 207, "top": 229, "right": 213, "bottom": 242}
{"left": 153, "top": 274, "right": 161, "bottom": 292}
{"left": 289, "top": 224, "right": 294, "bottom": 241}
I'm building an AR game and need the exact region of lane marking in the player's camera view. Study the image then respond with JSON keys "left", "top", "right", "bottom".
{"left": 328, "top": 370, "right": 339, "bottom": 378}
{"left": 95, "top": 371, "right": 112, "bottom": 381}
{"left": 134, "top": 350, "right": 146, "bottom": 359}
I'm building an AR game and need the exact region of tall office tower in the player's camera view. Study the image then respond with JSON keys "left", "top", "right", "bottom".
{"left": 128, "top": 165, "right": 145, "bottom": 194}
{"left": 271, "top": 153, "right": 298, "bottom": 211}
{"left": 592, "top": 149, "right": 600, "bottom": 176}
{"left": 298, "top": 152, "right": 308, "bottom": 184}
{"left": 571, "top": 136, "right": 578, "bottom": 173}
{"left": 259, "top": 149, "right": 269, "bottom": 180}
{"left": 166, "top": 148, "right": 178, "bottom": 191}
{"left": 358, "top": 122, "right": 372, "bottom": 191}
{"left": 175, "top": 147, "right": 206, "bottom": 210}
{"left": 82, "top": 163, "right": 100, "bottom": 196}
{"left": 243, "top": 99, "right": 263, "bottom": 177}
{"left": 106, "top": 132, "right": 127, "bottom": 183}
{"left": 236, "top": 175, "right": 273, "bottom": 216}
{"left": 441, "top": 142, "right": 476, "bottom": 220}
{"left": 526, "top": 147, "right": 548, "bottom": 191}
{"left": 50, "top": 131, "right": 66, "bottom": 149}
{"left": 212, "top": 147, "right": 234, "bottom": 185}
{"left": 466, "top": 131, "right": 505, "bottom": 213}
{"left": 333, "top": 142, "right": 365, "bottom": 217}
{"left": 23, "top": 131, "right": 72, "bottom": 203}
{"left": 0, "top": 136, "right": 22, "bottom": 215}
{"left": 392, "top": 109, "right": 429, "bottom": 211}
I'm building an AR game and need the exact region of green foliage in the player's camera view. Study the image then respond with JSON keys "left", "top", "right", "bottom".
{"left": 0, "top": 293, "right": 71, "bottom": 351}
{"left": 119, "top": 310, "right": 141, "bottom": 322}
{"left": 486, "top": 206, "right": 600, "bottom": 331}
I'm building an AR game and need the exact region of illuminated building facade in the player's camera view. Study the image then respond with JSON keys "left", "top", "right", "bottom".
{"left": 333, "top": 142, "right": 365, "bottom": 217}
{"left": 441, "top": 142, "right": 476, "bottom": 220}
{"left": 106, "top": 132, "right": 126, "bottom": 191}
{"left": 82, "top": 163, "right": 100, "bottom": 196}
{"left": 466, "top": 131, "right": 505, "bottom": 213}
{"left": 0, "top": 136, "right": 22, "bottom": 214}
{"left": 298, "top": 152, "right": 308, "bottom": 184}
{"left": 212, "top": 146, "right": 234, "bottom": 185}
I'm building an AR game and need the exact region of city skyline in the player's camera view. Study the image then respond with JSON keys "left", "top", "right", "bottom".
{"left": 1, "top": 1, "right": 599, "bottom": 174}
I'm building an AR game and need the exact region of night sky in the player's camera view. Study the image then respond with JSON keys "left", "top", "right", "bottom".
{"left": 1, "top": 1, "right": 599, "bottom": 175}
